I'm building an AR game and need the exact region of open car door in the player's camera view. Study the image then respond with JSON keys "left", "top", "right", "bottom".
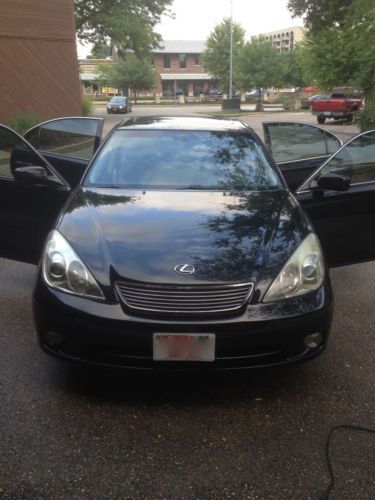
{"left": 0, "top": 125, "right": 71, "bottom": 264}
{"left": 24, "top": 117, "right": 104, "bottom": 188}
{"left": 296, "top": 129, "right": 375, "bottom": 267}
{"left": 263, "top": 122, "right": 342, "bottom": 191}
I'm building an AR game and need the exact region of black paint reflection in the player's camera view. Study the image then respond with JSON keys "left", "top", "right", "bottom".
{"left": 192, "top": 187, "right": 310, "bottom": 301}
{"left": 65, "top": 188, "right": 136, "bottom": 214}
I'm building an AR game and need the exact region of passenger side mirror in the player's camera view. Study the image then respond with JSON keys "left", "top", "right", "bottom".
{"left": 13, "top": 165, "right": 63, "bottom": 187}
{"left": 317, "top": 172, "right": 351, "bottom": 192}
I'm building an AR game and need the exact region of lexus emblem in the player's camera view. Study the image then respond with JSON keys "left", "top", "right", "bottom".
{"left": 174, "top": 264, "right": 195, "bottom": 275}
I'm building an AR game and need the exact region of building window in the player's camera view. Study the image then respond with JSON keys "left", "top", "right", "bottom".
{"left": 194, "top": 54, "right": 200, "bottom": 65}
{"left": 179, "top": 53, "right": 186, "bottom": 69}
{"left": 163, "top": 55, "right": 171, "bottom": 69}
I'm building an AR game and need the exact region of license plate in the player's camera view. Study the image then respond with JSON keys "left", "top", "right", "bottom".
{"left": 153, "top": 333, "right": 215, "bottom": 362}
{"left": 324, "top": 111, "right": 330, "bottom": 116}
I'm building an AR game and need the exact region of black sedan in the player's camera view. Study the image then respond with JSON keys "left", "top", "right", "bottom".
{"left": 107, "top": 96, "right": 132, "bottom": 114}
{"left": 1, "top": 116, "right": 374, "bottom": 369}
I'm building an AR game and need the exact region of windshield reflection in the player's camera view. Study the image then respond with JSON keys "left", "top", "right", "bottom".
{"left": 85, "top": 130, "right": 282, "bottom": 191}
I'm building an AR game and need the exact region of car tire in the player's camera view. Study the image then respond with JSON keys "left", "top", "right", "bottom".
{"left": 346, "top": 114, "right": 353, "bottom": 124}
{"left": 317, "top": 116, "right": 326, "bottom": 124}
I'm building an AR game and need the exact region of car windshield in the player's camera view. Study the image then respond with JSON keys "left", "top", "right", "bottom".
{"left": 84, "top": 129, "right": 283, "bottom": 191}
{"left": 110, "top": 97, "right": 125, "bottom": 103}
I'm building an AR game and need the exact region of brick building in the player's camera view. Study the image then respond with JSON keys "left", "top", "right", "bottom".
{"left": 153, "top": 40, "right": 211, "bottom": 96}
{"left": 80, "top": 40, "right": 213, "bottom": 97}
{"left": 0, "top": 0, "right": 82, "bottom": 123}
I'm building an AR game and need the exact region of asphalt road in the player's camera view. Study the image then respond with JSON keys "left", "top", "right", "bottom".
{"left": 0, "top": 107, "right": 374, "bottom": 499}
{"left": 95, "top": 104, "right": 359, "bottom": 142}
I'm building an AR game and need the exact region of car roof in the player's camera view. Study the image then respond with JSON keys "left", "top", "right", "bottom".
{"left": 117, "top": 116, "right": 248, "bottom": 132}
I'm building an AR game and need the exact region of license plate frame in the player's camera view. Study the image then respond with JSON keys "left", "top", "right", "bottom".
{"left": 153, "top": 333, "right": 215, "bottom": 362}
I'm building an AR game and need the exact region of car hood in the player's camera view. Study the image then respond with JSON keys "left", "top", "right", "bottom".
{"left": 58, "top": 188, "right": 309, "bottom": 292}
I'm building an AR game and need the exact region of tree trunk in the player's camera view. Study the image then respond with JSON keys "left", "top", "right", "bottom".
{"left": 255, "top": 87, "right": 263, "bottom": 112}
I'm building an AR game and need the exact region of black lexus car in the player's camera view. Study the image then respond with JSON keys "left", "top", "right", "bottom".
{"left": 1, "top": 116, "right": 374, "bottom": 369}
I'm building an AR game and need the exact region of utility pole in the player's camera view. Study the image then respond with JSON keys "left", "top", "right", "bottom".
{"left": 229, "top": 0, "right": 233, "bottom": 99}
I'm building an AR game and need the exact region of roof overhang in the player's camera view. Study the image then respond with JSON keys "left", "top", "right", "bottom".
{"left": 80, "top": 73, "right": 98, "bottom": 81}
{"left": 160, "top": 73, "right": 212, "bottom": 81}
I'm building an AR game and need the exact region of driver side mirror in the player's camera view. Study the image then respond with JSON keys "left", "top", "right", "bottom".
{"left": 13, "top": 165, "right": 63, "bottom": 187}
{"left": 317, "top": 172, "right": 351, "bottom": 192}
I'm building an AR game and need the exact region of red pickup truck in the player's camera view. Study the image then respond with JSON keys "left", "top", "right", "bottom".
{"left": 311, "top": 93, "right": 363, "bottom": 124}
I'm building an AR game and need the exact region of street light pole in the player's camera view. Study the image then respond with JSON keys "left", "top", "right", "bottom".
{"left": 229, "top": 0, "right": 233, "bottom": 99}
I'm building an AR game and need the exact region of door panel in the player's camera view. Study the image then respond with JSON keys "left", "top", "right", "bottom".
{"left": 24, "top": 117, "right": 104, "bottom": 187}
{"left": 263, "top": 122, "right": 342, "bottom": 191}
{"left": 33, "top": 153, "right": 89, "bottom": 188}
{"left": 0, "top": 126, "right": 70, "bottom": 264}
{"left": 297, "top": 130, "right": 375, "bottom": 267}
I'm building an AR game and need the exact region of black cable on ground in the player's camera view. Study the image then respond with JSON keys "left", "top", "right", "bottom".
{"left": 321, "top": 424, "right": 375, "bottom": 499}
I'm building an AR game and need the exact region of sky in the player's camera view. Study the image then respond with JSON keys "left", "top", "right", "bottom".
{"left": 78, "top": 0, "right": 304, "bottom": 57}
{"left": 157, "top": 0, "right": 303, "bottom": 40}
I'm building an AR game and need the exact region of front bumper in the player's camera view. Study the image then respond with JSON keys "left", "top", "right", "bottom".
{"left": 33, "top": 277, "right": 333, "bottom": 370}
{"left": 107, "top": 107, "right": 126, "bottom": 113}
{"left": 313, "top": 111, "right": 350, "bottom": 117}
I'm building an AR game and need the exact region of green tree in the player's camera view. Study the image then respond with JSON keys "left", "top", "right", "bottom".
{"left": 98, "top": 55, "right": 156, "bottom": 101}
{"left": 74, "top": 0, "right": 173, "bottom": 57}
{"left": 288, "top": 0, "right": 375, "bottom": 130}
{"left": 236, "top": 40, "right": 286, "bottom": 110}
{"left": 288, "top": 0, "right": 353, "bottom": 33}
{"left": 280, "top": 45, "right": 308, "bottom": 88}
{"left": 201, "top": 18, "right": 245, "bottom": 94}
{"left": 90, "top": 43, "right": 112, "bottom": 59}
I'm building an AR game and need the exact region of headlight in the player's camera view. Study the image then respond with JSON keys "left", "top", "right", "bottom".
{"left": 42, "top": 230, "right": 104, "bottom": 299}
{"left": 263, "top": 233, "right": 324, "bottom": 302}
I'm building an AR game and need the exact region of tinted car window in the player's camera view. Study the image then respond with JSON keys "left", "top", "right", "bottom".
{"left": 326, "top": 134, "right": 342, "bottom": 155}
{"left": 0, "top": 128, "right": 45, "bottom": 179}
{"left": 85, "top": 130, "right": 283, "bottom": 191}
{"left": 25, "top": 118, "right": 99, "bottom": 160}
{"left": 267, "top": 123, "right": 333, "bottom": 163}
{"left": 319, "top": 131, "right": 375, "bottom": 185}
{"left": 0, "top": 128, "right": 18, "bottom": 178}
{"left": 110, "top": 97, "right": 126, "bottom": 104}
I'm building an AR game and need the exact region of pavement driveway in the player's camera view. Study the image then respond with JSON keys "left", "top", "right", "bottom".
{"left": 94, "top": 105, "right": 359, "bottom": 142}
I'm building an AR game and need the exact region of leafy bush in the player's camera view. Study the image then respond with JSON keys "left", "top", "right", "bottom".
{"left": 7, "top": 111, "right": 40, "bottom": 134}
{"left": 358, "top": 109, "right": 375, "bottom": 132}
{"left": 136, "top": 95, "right": 156, "bottom": 101}
{"left": 82, "top": 95, "right": 93, "bottom": 116}
{"left": 91, "top": 95, "right": 113, "bottom": 102}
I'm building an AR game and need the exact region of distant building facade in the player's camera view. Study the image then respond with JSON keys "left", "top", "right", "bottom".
{"left": 256, "top": 26, "right": 306, "bottom": 52}
{"left": 0, "top": 0, "right": 82, "bottom": 122}
{"left": 80, "top": 59, "right": 113, "bottom": 95}
{"left": 153, "top": 40, "right": 211, "bottom": 96}
{"left": 80, "top": 40, "right": 213, "bottom": 97}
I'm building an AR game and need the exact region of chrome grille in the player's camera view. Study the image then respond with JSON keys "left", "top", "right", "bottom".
{"left": 115, "top": 281, "right": 254, "bottom": 316}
